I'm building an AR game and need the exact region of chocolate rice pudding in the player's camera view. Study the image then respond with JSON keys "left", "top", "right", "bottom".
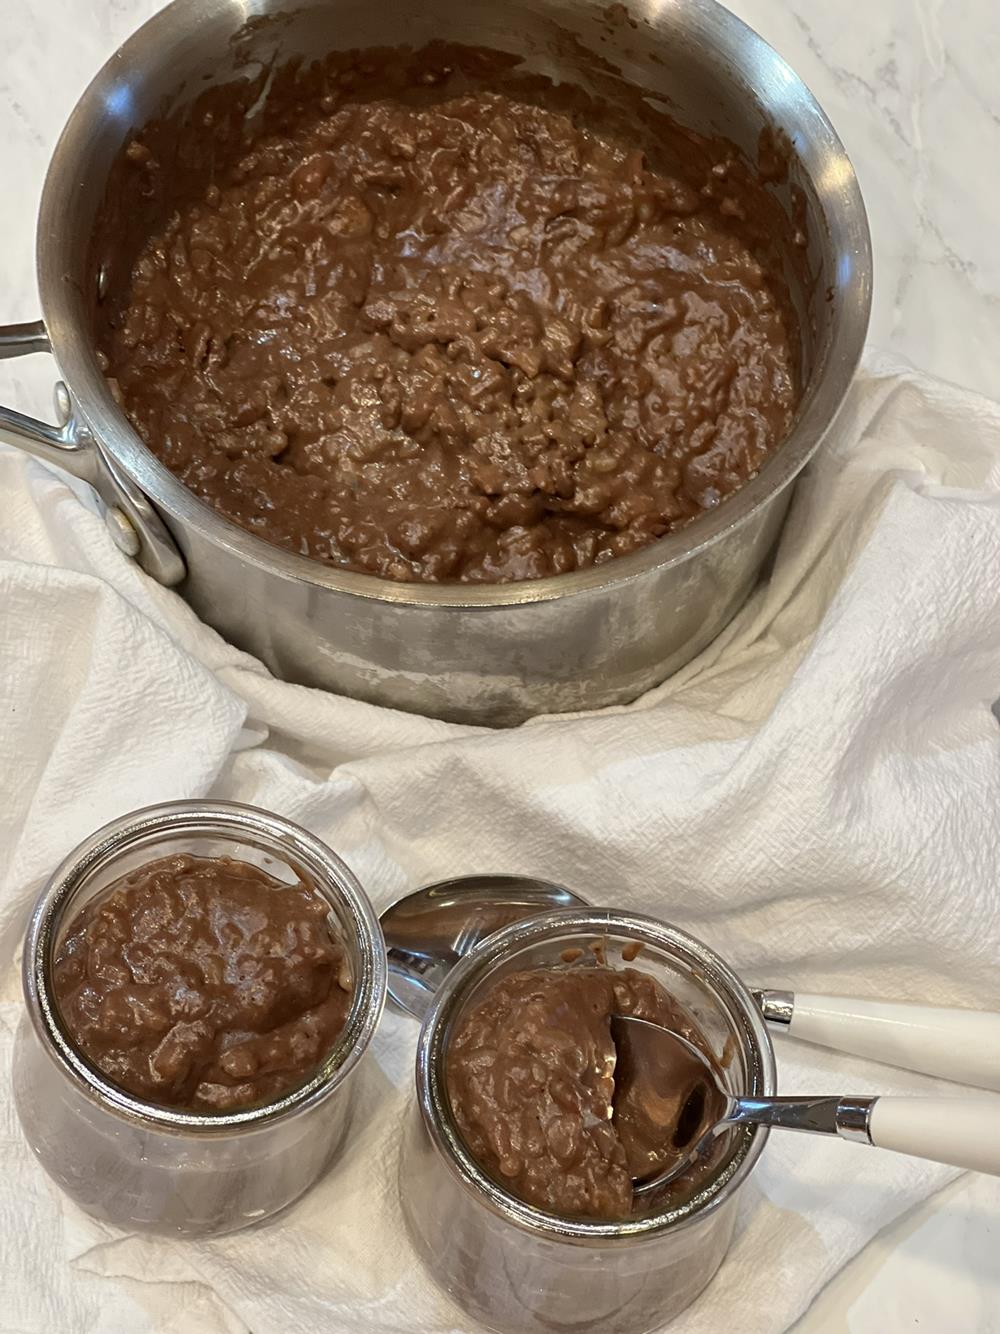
{"left": 52, "top": 854, "right": 352, "bottom": 1112}
{"left": 446, "top": 962, "right": 718, "bottom": 1219}
{"left": 98, "top": 44, "right": 799, "bottom": 584}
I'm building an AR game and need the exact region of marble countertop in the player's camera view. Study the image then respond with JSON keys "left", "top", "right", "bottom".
{"left": 736, "top": 0, "right": 999, "bottom": 402}
{"left": 2, "top": 2, "right": 999, "bottom": 1331}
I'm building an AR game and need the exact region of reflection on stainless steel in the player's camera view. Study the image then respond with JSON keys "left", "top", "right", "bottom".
{"left": 380, "top": 874, "right": 586, "bottom": 1018}
{"left": 400, "top": 909, "right": 776, "bottom": 1333}
{"left": 613, "top": 1016, "right": 878, "bottom": 1197}
{"left": 0, "top": 0, "right": 871, "bottom": 724}
{"left": 753, "top": 987, "right": 796, "bottom": 1027}
{"left": 0, "top": 320, "right": 50, "bottom": 359}
{"left": 0, "top": 321, "right": 185, "bottom": 585}
{"left": 610, "top": 1013, "right": 732, "bottom": 1184}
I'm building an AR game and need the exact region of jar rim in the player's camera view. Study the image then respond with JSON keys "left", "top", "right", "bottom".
{"left": 415, "top": 907, "right": 776, "bottom": 1243}
{"left": 22, "top": 799, "right": 387, "bottom": 1132}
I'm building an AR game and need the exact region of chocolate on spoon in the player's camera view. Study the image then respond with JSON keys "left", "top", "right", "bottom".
{"left": 609, "top": 1014, "right": 1000, "bottom": 1194}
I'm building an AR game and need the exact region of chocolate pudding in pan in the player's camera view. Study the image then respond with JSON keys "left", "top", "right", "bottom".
{"left": 98, "top": 44, "right": 799, "bottom": 584}
{"left": 52, "top": 854, "right": 353, "bottom": 1112}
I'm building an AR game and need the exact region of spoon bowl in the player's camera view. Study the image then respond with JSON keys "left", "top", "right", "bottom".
{"left": 380, "top": 874, "right": 588, "bottom": 1018}
{"left": 611, "top": 1015, "right": 731, "bottom": 1191}
{"left": 610, "top": 1013, "right": 1000, "bottom": 1194}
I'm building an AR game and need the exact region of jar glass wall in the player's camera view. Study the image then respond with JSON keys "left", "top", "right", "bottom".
{"left": 14, "top": 800, "right": 386, "bottom": 1237}
{"left": 399, "top": 908, "right": 775, "bottom": 1334}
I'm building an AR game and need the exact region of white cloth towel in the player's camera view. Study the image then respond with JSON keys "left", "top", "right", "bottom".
{"left": 2, "top": 354, "right": 999, "bottom": 1334}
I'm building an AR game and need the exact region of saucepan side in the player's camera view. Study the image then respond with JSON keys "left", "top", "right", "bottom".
{"left": 0, "top": 0, "right": 871, "bottom": 723}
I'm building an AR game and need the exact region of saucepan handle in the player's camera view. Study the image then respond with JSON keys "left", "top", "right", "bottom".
{"left": 0, "top": 320, "right": 185, "bottom": 586}
{"left": 0, "top": 321, "right": 96, "bottom": 475}
{"left": 755, "top": 990, "right": 1000, "bottom": 1092}
{"left": 0, "top": 321, "right": 53, "bottom": 359}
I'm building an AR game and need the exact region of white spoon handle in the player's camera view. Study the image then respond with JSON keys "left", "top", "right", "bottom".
{"left": 869, "top": 1097, "right": 1000, "bottom": 1174}
{"left": 756, "top": 991, "right": 1000, "bottom": 1091}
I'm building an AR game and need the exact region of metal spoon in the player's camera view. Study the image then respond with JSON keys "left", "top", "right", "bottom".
{"left": 610, "top": 1015, "right": 1000, "bottom": 1195}
{"left": 380, "top": 887, "right": 1000, "bottom": 1091}
{"left": 379, "top": 875, "right": 587, "bottom": 1019}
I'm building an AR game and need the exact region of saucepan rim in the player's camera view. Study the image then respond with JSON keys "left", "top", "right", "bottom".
{"left": 35, "top": 0, "right": 872, "bottom": 609}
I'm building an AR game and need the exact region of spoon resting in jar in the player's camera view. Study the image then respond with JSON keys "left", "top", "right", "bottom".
{"left": 610, "top": 1015, "right": 1000, "bottom": 1195}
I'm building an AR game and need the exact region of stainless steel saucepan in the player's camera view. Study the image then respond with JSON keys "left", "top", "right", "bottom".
{"left": 0, "top": 0, "right": 871, "bottom": 725}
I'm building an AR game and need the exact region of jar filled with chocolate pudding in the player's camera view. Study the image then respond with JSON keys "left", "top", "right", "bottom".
{"left": 14, "top": 801, "right": 386, "bottom": 1237}
{"left": 399, "top": 909, "right": 775, "bottom": 1334}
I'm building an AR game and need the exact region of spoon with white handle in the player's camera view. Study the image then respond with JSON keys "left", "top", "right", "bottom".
{"left": 754, "top": 990, "right": 1000, "bottom": 1092}
{"left": 380, "top": 879, "right": 1000, "bottom": 1090}
{"left": 610, "top": 1015, "right": 1000, "bottom": 1195}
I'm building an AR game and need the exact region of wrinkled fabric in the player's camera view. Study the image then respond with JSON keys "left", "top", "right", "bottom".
{"left": 2, "top": 353, "right": 999, "bottom": 1333}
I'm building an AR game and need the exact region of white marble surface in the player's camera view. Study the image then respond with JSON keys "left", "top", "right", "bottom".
{"left": 2, "top": 2, "right": 999, "bottom": 1331}
{"left": 734, "top": 0, "right": 1000, "bottom": 401}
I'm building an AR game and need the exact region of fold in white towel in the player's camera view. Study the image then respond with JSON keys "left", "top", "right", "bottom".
{"left": 2, "top": 354, "right": 999, "bottom": 1334}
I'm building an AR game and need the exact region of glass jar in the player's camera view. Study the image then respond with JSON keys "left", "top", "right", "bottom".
{"left": 399, "top": 908, "right": 776, "bottom": 1334}
{"left": 14, "top": 800, "right": 387, "bottom": 1237}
